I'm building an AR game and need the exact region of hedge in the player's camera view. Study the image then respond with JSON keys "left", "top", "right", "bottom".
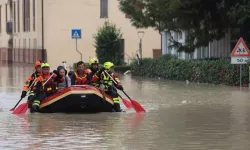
{"left": 73, "top": 63, "right": 130, "bottom": 73}
{"left": 130, "top": 54, "right": 250, "bottom": 86}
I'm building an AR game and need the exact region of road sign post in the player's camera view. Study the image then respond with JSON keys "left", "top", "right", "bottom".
{"left": 230, "top": 37, "right": 250, "bottom": 88}
{"left": 71, "top": 29, "right": 82, "bottom": 61}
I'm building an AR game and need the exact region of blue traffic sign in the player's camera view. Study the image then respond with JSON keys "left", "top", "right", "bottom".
{"left": 71, "top": 29, "right": 81, "bottom": 39}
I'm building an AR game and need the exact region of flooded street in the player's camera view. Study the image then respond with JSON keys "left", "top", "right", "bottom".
{"left": 1, "top": 62, "right": 250, "bottom": 150}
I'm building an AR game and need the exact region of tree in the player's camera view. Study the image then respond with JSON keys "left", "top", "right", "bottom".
{"left": 119, "top": 0, "right": 238, "bottom": 53}
{"left": 93, "top": 21, "right": 123, "bottom": 65}
{"left": 228, "top": 0, "right": 250, "bottom": 47}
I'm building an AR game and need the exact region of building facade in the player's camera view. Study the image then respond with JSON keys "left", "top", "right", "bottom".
{"left": 161, "top": 31, "right": 231, "bottom": 60}
{"left": 0, "top": 0, "right": 160, "bottom": 68}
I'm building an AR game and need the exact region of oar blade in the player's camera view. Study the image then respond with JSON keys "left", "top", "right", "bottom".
{"left": 130, "top": 100, "right": 146, "bottom": 113}
{"left": 121, "top": 98, "right": 133, "bottom": 109}
{"left": 12, "top": 103, "right": 28, "bottom": 114}
{"left": 9, "top": 108, "right": 15, "bottom": 111}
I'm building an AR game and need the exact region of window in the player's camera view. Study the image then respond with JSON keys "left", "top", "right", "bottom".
{"left": 29, "top": 38, "right": 30, "bottom": 49}
{"left": 177, "top": 51, "right": 184, "bottom": 58}
{"left": 0, "top": 5, "right": 1, "bottom": 33}
{"left": 33, "top": 0, "right": 35, "bottom": 31}
{"left": 18, "top": 0, "right": 20, "bottom": 32}
{"left": 27, "top": 0, "right": 30, "bottom": 31}
{"left": 14, "top": 2, "right": 16, "bottom": 33}
{"left": 23, "top": 0, "right": 30, "bottom": 32}
{"left": 100, "top": 0, "right": 108, "bottom": 18}
{"left": 178, "top": 32, "right": 183, "bottom": 40}
{"left": 189, "top": 52, "right": 194, "bottom": 59}
{"left": 33, "top": 38, "right": 37, "bottom": 49}
{"left": 23, "top": 0, "right": 25, "bottom": 31}
{"left": 202, "top": 47, "right": 207, "bottom": 58}
{"left": 23, "top": 39, "right": 26, "bottom": 49}
{"left": 5, "top": 4, "right": 7, "bottom": 24}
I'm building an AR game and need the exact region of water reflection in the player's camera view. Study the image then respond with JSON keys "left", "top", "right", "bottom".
{"left": 1, "top": 62, "right": 250, "bottom": 149}
{"left": 1, "top": 113, "right": 145, "bottom": 150}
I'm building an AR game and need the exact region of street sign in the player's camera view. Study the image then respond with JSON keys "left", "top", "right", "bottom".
{"left": 230, "top": 37, "right": 250, "bottom": 88}
{"left": 231, "top": 57, "right": 249, "bottom": 64}
{"left": 71, "top": 29, "right": 81, "bottom": 39}
{"left": 231, "top": 37, "right": 250, "bottom": 57}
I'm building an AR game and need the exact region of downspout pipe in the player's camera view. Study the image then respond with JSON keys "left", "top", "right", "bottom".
{"left": 41, "top": 0, "right": 45, "bottom": 62}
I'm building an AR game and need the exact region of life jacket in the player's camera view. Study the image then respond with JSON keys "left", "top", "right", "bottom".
{"left": 100, "top": 72, "right": 114, "bottom": 91}
{"left": 23, "top": 71, "right": 41, "bottom": 91}
{"left": 74, "top": 72, "right": 89, "bottom": 85}
{"left": 86, "top": 69, "right": 100, "bottom": 88}
{"left": 39, "top": 73, "right": 58, "bottom": 94}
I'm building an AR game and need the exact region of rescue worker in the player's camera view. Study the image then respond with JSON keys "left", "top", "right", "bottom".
{"left": 85, "top": 58, "right": 99, "bottom": 78}
{"left": 21, "top": 61, "right": 42, "bottom": 108}
{"left": 71, "top": 61, "right": 92, "bottom": 85}
{"left": 31, "top": 63, "right": 64, "bottom": 112}
{"left": 92, "top": 62, "right": 123, "bottom": 112}
{"left": 85, "top": 58, "right": 100, "bottom": 87}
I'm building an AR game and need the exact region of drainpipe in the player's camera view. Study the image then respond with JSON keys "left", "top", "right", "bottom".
{"left": 41, "top": 0, "right": 45, "bottom": 62}
{"left": 159, "top": 30, "right": 162, "bottom": 55}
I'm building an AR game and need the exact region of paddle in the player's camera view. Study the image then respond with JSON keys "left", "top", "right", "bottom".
{"left": 117, "top": 93, "right": 133, "bottom": 110}
{"left": 12, "top": 73, "right": 55, "bottom": 114}
{"left": 10, "top": 77, "right": 37, "bottom": 111}
{"left": 104, "top": 70, "right": 146, "bottom": 113}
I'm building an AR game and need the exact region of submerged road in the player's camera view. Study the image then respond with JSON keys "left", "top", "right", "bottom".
{"left": 1, "top": 61, "right": 250, "bottom": 150}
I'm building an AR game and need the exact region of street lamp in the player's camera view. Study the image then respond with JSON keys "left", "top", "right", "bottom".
{"left": 137, "top": 31, "right": 145, "bottom": 65}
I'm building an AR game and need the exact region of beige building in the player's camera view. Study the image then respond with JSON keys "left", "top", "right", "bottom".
{"left": 0, "top": 0, "right": 161, "bottom": 68}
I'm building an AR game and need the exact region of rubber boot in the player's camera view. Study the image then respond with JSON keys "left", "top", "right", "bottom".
{"left": 113, "top": 103, "right": 122, "bottom": 112}
{"left": 27, "top": 94, "right": 35, "bottom": 108}
{"left": 30, "top": 100, "right": 40, "bottom": 113}
{"left": 30, "top": 105, "right": 39, "bottom": 113}
{"left": 27, "top": 98, "right": 33, "bottom": 108}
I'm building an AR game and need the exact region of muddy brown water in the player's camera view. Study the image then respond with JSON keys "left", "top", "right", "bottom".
{"left": 0, "top": 62, "right": 250, "bottom": 150}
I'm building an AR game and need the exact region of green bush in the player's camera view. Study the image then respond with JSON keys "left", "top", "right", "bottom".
{"left": 93, "top": 21, "right": 124, "bottom": 65}
{"left": 73, "top": 63, "right": 130, "bottom": 73}
{"left": 130, "top": 54, "right": 250, "bottom": 86}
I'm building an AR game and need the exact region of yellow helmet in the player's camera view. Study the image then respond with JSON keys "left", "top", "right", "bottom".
{"left": 103, "top": 62, "right": 114, "bottom": 70}
{"left": 89, "top": 58, "right": 98, "bottom": 65}
{"left": 41, "top": 63, "right": 50, "bottom": 68}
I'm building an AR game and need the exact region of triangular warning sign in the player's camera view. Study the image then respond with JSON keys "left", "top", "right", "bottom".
{"left": 231, "top": 37, "right": 250, "bottom": 56}
{"left": 73, "top": 31, "right": 79, "bottom": 38}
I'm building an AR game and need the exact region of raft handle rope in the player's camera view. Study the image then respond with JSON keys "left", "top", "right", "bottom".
{"left": 70, "top": 85, "right": 91, "bottom": 89}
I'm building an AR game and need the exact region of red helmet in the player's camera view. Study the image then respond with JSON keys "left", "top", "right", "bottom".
{"left": 34, "top": 61, "right": 41, "bottom": 69}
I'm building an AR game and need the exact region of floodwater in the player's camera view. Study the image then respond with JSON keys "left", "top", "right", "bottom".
{"left": 1, "top": 61, "right": 250, "bottom": 150}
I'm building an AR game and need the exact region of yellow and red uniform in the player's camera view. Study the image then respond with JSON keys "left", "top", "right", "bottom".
{"left": 92, "top": 72, "right": 121, "bottom": 90}
{"left": 85, "top": 58, "right": 99, "bottom": 78}
{"left": 33, "top": 73, "right": 64, "bottom": 95}
{"left": 31, "top": 62, "right": 64, "bottom": 112}
{"left": 23, "top": 71, "right": 41, "bottom": 91}
{"left": 92, "top": 62, "right": 123, "bottom": 112}
{"left": 71, "top": 71, "right": 92, "bottom": 85}
{"left": 21, "top": 61, "right": 42, "bottom": 108}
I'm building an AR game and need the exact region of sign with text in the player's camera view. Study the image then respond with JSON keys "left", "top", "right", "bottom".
{"left": 231, "top": 57, "right": 249, "bottom": 64}
{"left": 231, "top": 38, "right": 250, "bottom": 64}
